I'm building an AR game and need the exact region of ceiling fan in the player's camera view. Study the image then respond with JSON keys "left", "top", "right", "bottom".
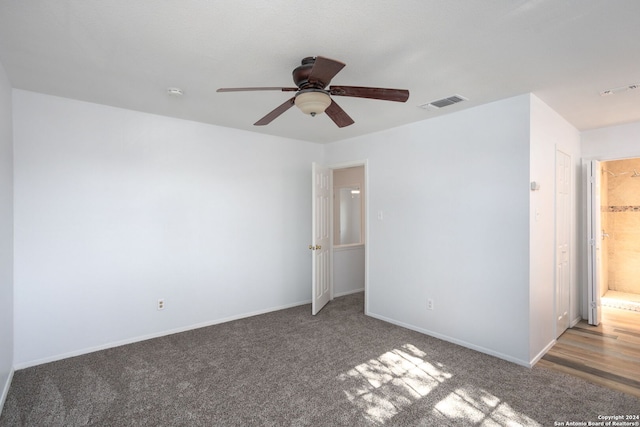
{"left": 217, "top": 56, "right": 410, "bottom": 128}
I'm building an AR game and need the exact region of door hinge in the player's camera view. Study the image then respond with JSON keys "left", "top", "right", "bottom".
{"left": 588, "top": 239, "right": 595, "bottom": 246}
{"left": 590, "top": 302, "right": 597, "bottom": 309}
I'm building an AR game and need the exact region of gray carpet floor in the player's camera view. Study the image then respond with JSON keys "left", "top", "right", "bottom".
{"left": 1, "top": 292, "right": 638, "bottom": 426}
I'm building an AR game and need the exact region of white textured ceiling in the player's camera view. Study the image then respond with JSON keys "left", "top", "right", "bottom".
{"left": 0, "top": 0, "right": 639, "bottom": 143}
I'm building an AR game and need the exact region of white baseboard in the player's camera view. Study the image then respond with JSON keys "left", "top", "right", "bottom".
{"left": 334, "top": 288, "right": 364, "bottom": 298}
{"left": 367, "top": 312, "right": 531, "bottom": 368}
{"left": 0, "top": 368, "right": 14, "bottom": 416}
{"left": 570, "top": 316, "right": 582, "bottom": 328}
{"left": 14, "top": 299, "right": 311, "bottom": 370}
{"left": 529, "top": 339, "right": 556, "bottom": 367}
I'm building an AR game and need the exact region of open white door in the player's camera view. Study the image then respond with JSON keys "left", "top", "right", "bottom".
{"left": 586, "top": 160, "right": 602, "bottom": 325}
{"left": 311, "top": 163, "right": 331, "bottom": 315}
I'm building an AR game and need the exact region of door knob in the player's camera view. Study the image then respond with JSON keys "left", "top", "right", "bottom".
{"left": 315, "top": 245, "right": 322, "bottom": 250}
{"left": 309, "top": 245, "right": 314, "bottom": 250}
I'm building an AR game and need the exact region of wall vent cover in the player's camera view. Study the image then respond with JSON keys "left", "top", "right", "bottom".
{"left": 419, "top": 94, "right": 468, "bottom": 110}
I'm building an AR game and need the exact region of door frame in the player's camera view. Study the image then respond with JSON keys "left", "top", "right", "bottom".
{"left": 328, "top": 159, "right": 369, "bottom": 315}
{"left": 585, "top": 159, "right": 602, "bottom": 325}
{"left": 555, "top": 149, "right": 572, "bottom": 336}
{"left": 582, "top": 153, "right": 640, "bottom": 322}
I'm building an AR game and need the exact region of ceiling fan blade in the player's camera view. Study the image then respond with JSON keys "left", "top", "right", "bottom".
{"left": 329, "top": 86, "right": 410, "bottom": 102}
{"left": 325, "top": 100, "right": 355, "bottom": 128}
{"left": 217, "top": 87, "right": 298, "bottom": 92}
{"left": 308, "top": 56, "right": 346, "bottom": 87}
{"left": 254, "top": 97, "right": 296, "bottom": 126}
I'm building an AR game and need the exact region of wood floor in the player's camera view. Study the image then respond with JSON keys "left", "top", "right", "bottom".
{"left": 538, "top": 306, "right": 640, "bottom": 398}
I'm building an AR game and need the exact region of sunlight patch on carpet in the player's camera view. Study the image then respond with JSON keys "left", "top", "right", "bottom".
{"left": 339, "top": 343, "right": 541, "bottom": 425}
{"left": 434, "top": 387, "right": 541, "bottom": 426}
{"left": 337, "top": 343, "right": 451, "bottom": 424}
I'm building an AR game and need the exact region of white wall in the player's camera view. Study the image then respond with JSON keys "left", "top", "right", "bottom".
{"left": 12, "top": 90, "right": 322, "bottom": 367}
{"left": 5, "top": 87, "right": 596, "bottom": 373}
{"left": 0, "top": 61, "right": 14, "bottom": 411}
{"left": 333, "top": 246, "right": 365, "bottom": 297}
{"left": 326, "top": 95, "right": 533, "bottom": 365}
{"left": 529, "top": 95, "right": 581, "bottom": 362}
{"left": 582, "top": 122, "right": 640, "bottom": 160}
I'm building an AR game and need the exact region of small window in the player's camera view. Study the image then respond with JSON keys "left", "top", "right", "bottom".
{"left": 335, "top": 185, "right": 362, "bottom": 246}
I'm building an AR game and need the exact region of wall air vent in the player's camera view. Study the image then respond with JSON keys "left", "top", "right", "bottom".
{"left": 418, "top": 94, "right": 468, "bottom": 110}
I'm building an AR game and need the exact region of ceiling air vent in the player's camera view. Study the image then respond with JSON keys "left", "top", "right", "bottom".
{"left": 419, "top": 94, "right": 468, "bottom": 110}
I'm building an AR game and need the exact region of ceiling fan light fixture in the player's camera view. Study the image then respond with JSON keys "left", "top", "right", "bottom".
{"left": 295, "top": 90, "right": 331, "bottom": 116}
{"left": 217, "top": 56, "right": 408, "bottom": 127}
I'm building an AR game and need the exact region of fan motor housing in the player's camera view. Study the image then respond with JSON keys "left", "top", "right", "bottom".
{"left": 293, "top": 57, "right": 324, "bottom": 89}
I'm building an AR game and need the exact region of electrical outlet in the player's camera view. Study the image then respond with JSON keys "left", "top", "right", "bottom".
{"left": 157, "top": 299, "right": 165, "bottom": 310}
{"left": 427, "top": 298, "right": 434, "bottom": 310}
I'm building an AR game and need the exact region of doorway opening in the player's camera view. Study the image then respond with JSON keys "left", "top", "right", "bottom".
{"left": 599, "top": 157, "right": 640, "bottom": 313}
{"left": 310, "top": 161, "right": 368, "bottom": 316}
{"left": 332, "top": 165, "right": 366, "bottom": 305}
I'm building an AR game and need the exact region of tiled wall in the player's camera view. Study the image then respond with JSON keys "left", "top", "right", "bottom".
{"left": 604, "top": 158, "right": 640, "bottom": 294}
